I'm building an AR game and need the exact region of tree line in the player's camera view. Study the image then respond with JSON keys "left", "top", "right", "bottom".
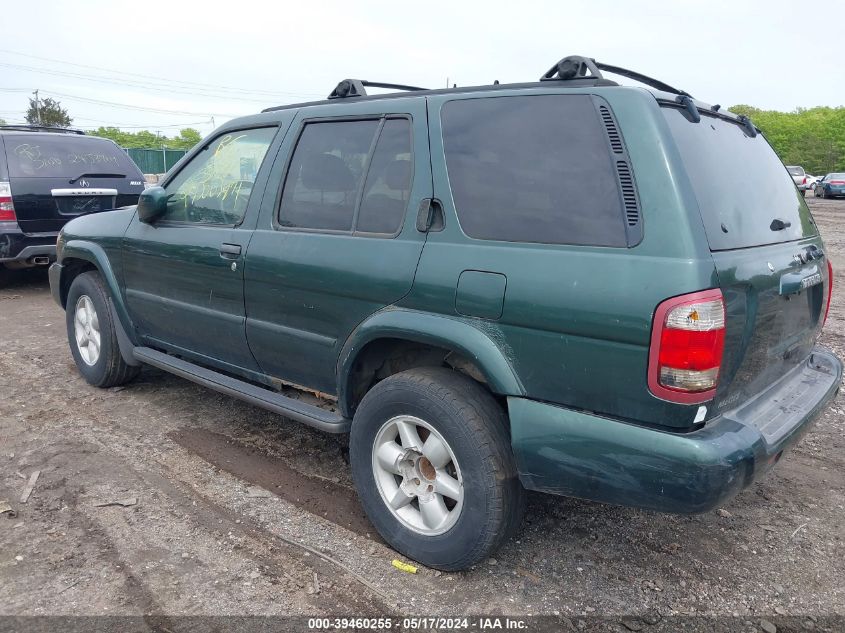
{"left": 5, "top": 95, "right": 844, "bottom": 173}
{"left": 729, "top": 105, "right": 845, "bottom": 175}
{"left": 0, "top": 96, "right": 202, "bottom": 151}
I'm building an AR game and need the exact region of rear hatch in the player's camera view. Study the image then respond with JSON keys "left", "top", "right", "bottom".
{"left": 1, "top": 133, "right": 145, "bottom": 233}
{"left": 662, "top": 105, "right": 829, "bottom": 414}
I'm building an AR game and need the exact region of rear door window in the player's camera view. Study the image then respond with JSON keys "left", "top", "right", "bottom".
{"left": 4, "top": 135, "right": 141, "bottom": 179}
{"left": 662, "top": 107, "right": 817, "bottom": 251}
{"left": 440, "top": 95, "right": 627, "bottom": 246}
{"left": 356, "top": 118, "right": 413, "bottom": 234}
{"left": 279, "top": 120, "right": 379, "bottom": 232}
{"left": 278, "top": 117, "right": 413, "bottom": 235}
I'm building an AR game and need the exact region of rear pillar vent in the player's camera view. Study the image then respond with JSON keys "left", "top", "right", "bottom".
{"left": 616, "top": 161, "right": 639, "bottom": 227}
{"left": 599, "top": 105, "right": 624, "bottom": 154}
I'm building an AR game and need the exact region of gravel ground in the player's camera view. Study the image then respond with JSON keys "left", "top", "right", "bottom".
{"left": 1, "top": 197, "right": 844, "bottom": 630}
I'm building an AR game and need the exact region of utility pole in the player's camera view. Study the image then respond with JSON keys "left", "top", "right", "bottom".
{"left": 33, "top": 89, "right": 40, "bottom": 125}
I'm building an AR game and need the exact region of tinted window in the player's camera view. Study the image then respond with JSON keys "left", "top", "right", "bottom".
{"left": 161, "top": 127, "right": 276, "bottom": 225}
{"left": 279, "top": 120, "right": 379, "bottom": 231}
{"left": 441, "top": 95, "right": 626, "bottom": 246}
{"left": 663, "top": 108, "right": 817, "bottom": 251}
{"left": 357, "top": 119, "right": 413, "bottom": 234}
{"left": 5, "top": 135, "right": 142, "bottom": 179}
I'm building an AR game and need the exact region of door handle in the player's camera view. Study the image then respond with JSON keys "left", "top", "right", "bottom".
{"left": 219, "top": 243, "right": 242, "bottom": 259}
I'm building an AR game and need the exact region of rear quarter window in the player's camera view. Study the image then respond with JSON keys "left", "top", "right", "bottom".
{"left": 4, "top": 135, "right": 142, "bottom": 179}
{"left": 440, "top": 95, "right": 627, "bottom": 247}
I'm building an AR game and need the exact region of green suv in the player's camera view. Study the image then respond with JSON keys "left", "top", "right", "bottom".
{"left": 49, "top": 56, "right": 841, "bottom": 571}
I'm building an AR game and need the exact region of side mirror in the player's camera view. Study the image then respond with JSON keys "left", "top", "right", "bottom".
{"left": 137, "top": 186, "right": 168, "bottom": 224}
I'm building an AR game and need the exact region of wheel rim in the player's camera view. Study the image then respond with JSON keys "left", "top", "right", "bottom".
{"left": 73, "top": 295, "right": 101, "bottom": 366}
{"left": 371, "top": 415, "right": 464, "bottom": 536}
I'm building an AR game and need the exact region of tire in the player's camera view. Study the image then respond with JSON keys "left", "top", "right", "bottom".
{"left": 65, "top": 271, "right": 140, "bottom": 388}
{"left": 349, "top": 367, "right": 525, "bottom": 571}
{"left": 0, "top": 265, "right": 13, "bottom": 288}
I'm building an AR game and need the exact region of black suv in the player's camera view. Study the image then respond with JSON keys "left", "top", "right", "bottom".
{"left": 0, "top": 125, "right": 145, "bottom": 283}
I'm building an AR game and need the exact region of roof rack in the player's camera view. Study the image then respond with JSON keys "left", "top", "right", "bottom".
{"left": 0, "top": 124, "right": 85, "bottom": 135}
{"left": 540, "top": 56, "right": 691, "bottom": 97}
{"left": 328, "top": 79, "right": 427, "bottom": 99}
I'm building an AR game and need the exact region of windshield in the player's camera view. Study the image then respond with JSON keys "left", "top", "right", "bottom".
{"left": 4, "top": 134, "right": 142, "bottom": 179}
{"left": 826, "top": 173, "right": 845, "bottom": 180}
{"left": 662, "top": 107, "right": 817, "bottom": 251}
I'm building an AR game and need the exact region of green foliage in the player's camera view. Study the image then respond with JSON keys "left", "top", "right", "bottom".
{"left": 729, "top": 105, "right": 845, "bottom": 175}
{"left": 25, "top": 96, "right": 72, "bottom": 127}
{"left": 89, "top": 127, "right": 202, "bottom": 151}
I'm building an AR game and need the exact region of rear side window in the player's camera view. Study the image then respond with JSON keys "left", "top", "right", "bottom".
{"left": 357, "top": 119, "right": 413, "bottom": 234}
{"left": 4, "top": 135, "right": 141, "bottom": 179}
{"left": 663, "top": 108, "right": 817, "bottom": 251}
{"left": 279, "top": 120, "right": 379, "bottom": 232}
{"left": 441, "top": 95, "right": 627, "bottom": 246}
{"left": 278, "top": 118, "right": 413, "bottom": 234}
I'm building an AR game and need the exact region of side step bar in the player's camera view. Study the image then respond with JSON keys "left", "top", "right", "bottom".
{"left": 133, "top": 347, "right": 351, "bottom": 434}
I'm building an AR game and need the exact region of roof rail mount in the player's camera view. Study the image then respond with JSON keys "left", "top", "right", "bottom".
{"left": 540, "top": 55, "right": 691, "bottom": 97}
{"left": 328, "top": 79, "right": 427, "bottom": 100}
{"left": 0, "top": 124, "right": 85, "bottom": 135}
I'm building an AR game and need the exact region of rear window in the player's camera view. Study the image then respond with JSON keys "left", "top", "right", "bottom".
{"left": 441, "top": 95, "right": 627, "bottom": 246}
{"left": 4, "top": 134, "right": 141, "bottom": 179}
{"left": 787, "top": 166, "right": 805, "bottom": 176}
{"left": 663, "top": 108, "right": 817, "bottom": 251}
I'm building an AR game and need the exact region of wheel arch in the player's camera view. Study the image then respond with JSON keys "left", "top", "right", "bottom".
{"left": 337, "top": 308, "right": 525, "bottom": 418}
{"left": 59, "top": 241, "right": 140, "bottom": 365}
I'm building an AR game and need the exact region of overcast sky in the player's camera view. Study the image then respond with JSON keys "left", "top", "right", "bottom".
{"left": 1, "top": 0, "right": 840, "bottom": 139}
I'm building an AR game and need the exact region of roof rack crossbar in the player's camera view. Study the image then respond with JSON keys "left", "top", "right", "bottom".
{"left": 0, "top": 124, "right": 85, "bottom": 135}
{"left": 540, "top": 56, "right": 691, "bottom": 97}
{"left": 328, "top": 79, "right": 427, "bottom": 100}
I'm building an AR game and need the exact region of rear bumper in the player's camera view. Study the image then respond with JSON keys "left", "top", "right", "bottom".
{"left": 509, "top": 347, "right": 841, "bottom": 513}
{"left": 0, "top": 224, "right": 58, "bottom": 264}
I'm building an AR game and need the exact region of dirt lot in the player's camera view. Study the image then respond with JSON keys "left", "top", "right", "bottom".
{"left": 2, "top": 197, "right": 845, "bottom": 629}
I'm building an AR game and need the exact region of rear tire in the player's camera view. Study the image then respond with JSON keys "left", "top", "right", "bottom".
{"left": 349, "top": 367, "right": 525, "bottom": 571}
{"left": 0, "top": 265, "right": 12, "bottom": 288}
{"left": 66, "top": 271, "right": 140, "bottom": 388}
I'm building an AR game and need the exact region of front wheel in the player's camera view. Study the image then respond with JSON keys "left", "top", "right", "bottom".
{"left": 65, "top": 271, "right": 140, "bottom": 388}
{"left": 349, "top": 367, "right": 524, "bottom": 571}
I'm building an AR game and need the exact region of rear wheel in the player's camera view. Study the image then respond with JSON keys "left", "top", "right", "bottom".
{"left": 0, "top": 265, "right": 12, "bottom": 288}
{"left": 66, "top": 271, "right": 140, "bottom": 388}
{"left": 349, "top": 367, "right": 524, "bottom": 571}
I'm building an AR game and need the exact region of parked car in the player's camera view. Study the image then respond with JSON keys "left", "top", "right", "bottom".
{"left": 0, "top": 125, "right": 145, "bottom": 284}
{"left": 48, "top": 56, "right": 840, "bottom": 570}
{"left": 786, "top": 165, "right": 810, "bottom": 195}
{"left": 814, "top": 173, "right": 845, "bottom": 198}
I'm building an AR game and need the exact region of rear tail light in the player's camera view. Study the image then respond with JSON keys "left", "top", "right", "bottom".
{"left": 802, "top": 176, "right": 807, "bottom": 185}
{"left": 0, "top": 181, "right": 16, "bottom": 222}
{"left": 648, "top": 289, "right": 725, "bottom": 403}
{"left": 824, "top": 260, "right": 834, "bottom": 328}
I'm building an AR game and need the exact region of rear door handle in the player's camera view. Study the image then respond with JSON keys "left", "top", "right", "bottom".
{"left": 219, "top": 243, "right": 242, "bottom": 259}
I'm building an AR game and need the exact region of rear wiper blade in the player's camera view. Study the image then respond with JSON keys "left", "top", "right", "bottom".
{"left": 68, "top": 172, "right": 126, "bottom": 184}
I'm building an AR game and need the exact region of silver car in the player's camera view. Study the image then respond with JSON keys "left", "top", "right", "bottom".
{"left": 787, "top": 165, "right": 810, "bottom": 194}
